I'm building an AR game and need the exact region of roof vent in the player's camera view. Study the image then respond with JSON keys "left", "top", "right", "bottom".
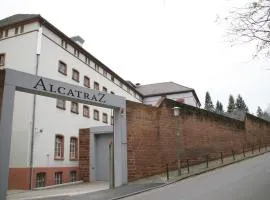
{"left": 135, "top": 83, "right": 141, "bottom": 86}
{"left": 71, "top": 35, "right": 85, "bottom": 46}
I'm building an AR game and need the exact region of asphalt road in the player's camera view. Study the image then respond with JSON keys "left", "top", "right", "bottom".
{"left": 122, "top": 152, "right": 270, "bottom": 200}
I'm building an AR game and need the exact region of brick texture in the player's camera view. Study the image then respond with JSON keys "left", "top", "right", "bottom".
{"left": 126, "top": 99, "right": 270, "bottom": 181}
{"left": 79, "top": 128, "right": 90, "bottom": 182}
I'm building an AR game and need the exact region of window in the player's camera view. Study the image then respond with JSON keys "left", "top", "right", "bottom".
{"left": 94, "top": 82, "right": 99, "bottom": 90}
{"left": 85, "top": 56, "right": 88, "bottom": 64}
{"left": 58, "top": 61, "right": 67, "bottom": 75}
{"left": 102, "top": 113, "right": 108, "bottom": 124}
{"left": 111, "top": 76, "right": 114, "bottom": 82}
{"left": 0, "top": 30, "right": 3, "bottom": 39}
{"left": 74, "top": 49, "right": 79, "bottom": 57}
{"left": 36, "top": 173, "right": 46, "bottom": 188}
{"left": 72, "top": 69, "right": 80, "bottom": 82}
{"left": 119, "top": 82, "right": 123, "bottom": 88}
{"left": 111, "top": 116, "right": 114, "bottom": 125}
{"left": 94, "top": 110, "right": 99, "bottom": 121}
{"left": 84, "top": 76, "right": 90, "bottom": 88}
{"left": 83, "top": 105, "right": 90, "bottom": 117}
{"left": 55, "top": 172, "right": 63, "bottom": 185}
{"left": 20, "top": 25, "right": 24, "bottom": 34}
{"left": 70, "top": 137, "right": 78, "bottom": 160}
{"left": 127, "top": 88, "right": 130, "bottom": 93}
{"left": 56, "top": 99, "right": 66, "bottom": 110}
{"left": 61, "top": 40, "right": 67, "bottom": 49}
{"left": 15, "top": 27, "right": 19, "bottom": 35}
{"left": 55, "top": 135, "right": 64, "bottom": 159}
{"left": 70, "top": 171, "right": 77, "bottom": 182}
{"left": 0, "top": 54, "right": 5, "bottom": 66}
{"left": 95, "top": 64, "right": 99, "bottom": 72}
{"left": 102, "top": 87, "right": 107, "bottom": 93}
{"left": 103, "top": 70, "right": 107, "bottom": 77}
{"left": 71, "top": 102, "right": 79, "bottom": 114}
{"left": 4, "top": 30, "right": 8, "bottom": 37}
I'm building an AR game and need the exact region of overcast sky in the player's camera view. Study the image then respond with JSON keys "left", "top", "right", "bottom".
{"left": 2, "top": 0, "right": 270, "bottom": 113}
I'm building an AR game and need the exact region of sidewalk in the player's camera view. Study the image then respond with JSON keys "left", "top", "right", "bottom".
{"left": 7, "top": 147, "right": 269, "bottom": 200}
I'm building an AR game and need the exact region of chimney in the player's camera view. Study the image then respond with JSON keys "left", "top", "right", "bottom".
{"left": 71, "top": 35, "right": 85, "bottom": 46}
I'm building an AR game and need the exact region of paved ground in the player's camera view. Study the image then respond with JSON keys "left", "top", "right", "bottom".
{"left": 7, "top": 148, "right": 268, "bottom": 200}
{"left": 122, "top": 152, "right": 270, "bottom": 200}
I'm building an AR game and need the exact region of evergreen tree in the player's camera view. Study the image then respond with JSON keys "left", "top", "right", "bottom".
{"left": 235, "top": 94, "right": 249, "bottom": 112}
{"left": 204, "top": 91, "right": 214, "bottom": 111}
{"left": 215, "top": 101, "right": 224, "bottom": 114}
{"left": 257, "top": 106, "right": 263, "bottom": 117}
{"left": 227, "top": 95, "right": 235, "bottom": 113}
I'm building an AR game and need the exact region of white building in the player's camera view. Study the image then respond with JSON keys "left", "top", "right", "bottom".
{"left": 0, "top": 14, "right": 200, "bottom": 189}
{"left": 136, "top": 82, "right": 201, "bottom": 107}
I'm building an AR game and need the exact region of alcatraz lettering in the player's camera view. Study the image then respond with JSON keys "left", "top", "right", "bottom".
{"left": 33, "top": 78, "right": 106, "bottom": 103}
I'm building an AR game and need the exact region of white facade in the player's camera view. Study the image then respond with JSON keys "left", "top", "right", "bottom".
{"left": 0, "top": 18, "right": 142, "bottom": 177}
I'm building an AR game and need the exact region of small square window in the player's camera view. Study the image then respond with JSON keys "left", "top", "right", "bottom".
{"left": 94, "top": 82, "right": 99, "bottom": 90}
{"left": 0, "top": 54, "right": 5, "bottom": 66}
{"left": 56, "top": 99, "right": 66, "bottom": 110}
{"left": 94, "top": 110, "right": 99, "bottom": 121}
{"left": 36, "top": 173, "right": 46, "bottom": 188}
{"left": 83, "top": 105, "right": 90, "bottom": 117}
{"left": 102, "top": 87, "right": 107, "bottom": 93}
{"left": 71, "top": 102, "right": 79, "bottom": 114}
{"left": 84, "top": 76, "right": 90, "bottom": 88}
{"left": 15, "top": 27, "right": 19, "bottom": 35}
{"left": 55, "top": 172, "right": 63, "bottom": 185}
{"left": 70, "top": 171, "right": 77, "bottom": 182}
{"left": 72, "top": 69, "right": 80, "bottom": 82}
{"left": 58, "top": 61, "right": 67, "bottom": 75}
{"left": 102, "top": 113, "right": 108, "bottom": 124}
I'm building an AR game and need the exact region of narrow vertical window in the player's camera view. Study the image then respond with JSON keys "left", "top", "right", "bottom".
{"left": 102, "top": 113, "right": 108, "bottom": 124}
{"left": 55, "top": 135, "right": 64, "bottom": 160}
{"left": 0, "top": 54, "right": 5, "bottom": 66}
{"left": 20, "top": 25, "right": 24, "bottom": 33}
{"left": 0, "top": 30, "right": 3, "bottom": 39}
{"left": 70, "top": 171, "right": 77, "bottom": 182}
{"left": 94, "top": 110, "right": 99, "bottom": 121}
{"left": 72, "top": 69, "right": 80, "bottom": 82}
{"left": 36, "top": 173, "right": 46, "bottom": 188}
{"left": 55, "top": 172, "right": 63, "bottom": 184}
{"left": 58, "top": 61, "right": 67, "bottom": 75}
{"left": 56, "top": 99, "right": 66, "bottom": 110}
{"left": 15, "top": 27, "right": 19, "bottom": 35}
{"left": 71, "top": 102, "right": 79, "bottom": 114}
{"left": 4, "top": 29, "right": 8, "bottom": 37}
{"left": 103, "top": 70, "right": 107, "bottom": 77}
{"left": 94, "top": 82, "right": 99, "bottom": 90}
{"left": 111, "top": 116, "right": 114, "bottom": 125}
{"left": 95, "top": 64, "right": 99, "bottom": 72}
{"left": 83, "top": 105, "right": 90, "bottom": 118}
{"left": 70, "top": 137, "right": 78, "bottom": 160}
{"left": 84, "top": 76, "right": 90, "bottom": 88}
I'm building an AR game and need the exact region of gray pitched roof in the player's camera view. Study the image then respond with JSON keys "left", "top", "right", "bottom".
{"left": 136, "top": 82, "right": 193, "bottom": 96}
{"left": 0, "top": 14, "right": 39, "bottom": 28}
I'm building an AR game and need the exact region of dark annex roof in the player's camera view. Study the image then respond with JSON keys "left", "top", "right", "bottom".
{"left": 136, "top": 82, "right": 193, "bottom": 96}
{"left": 0, "top": 14, "right": 39, "bottom": 28}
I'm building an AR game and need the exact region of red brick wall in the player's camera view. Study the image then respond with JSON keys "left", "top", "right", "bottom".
{"left": 9, "top": 167, "right": 79, "bottom": 189}
{"left": 127, "top": 99, "right": 270, "bottom": 181}
{"left": 79, "top": 128, "right": 90, "bottom": 182}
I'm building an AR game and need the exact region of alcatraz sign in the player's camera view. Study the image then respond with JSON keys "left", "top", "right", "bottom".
{"left": 33, "top": 78, "right": 106, "bottom": 103}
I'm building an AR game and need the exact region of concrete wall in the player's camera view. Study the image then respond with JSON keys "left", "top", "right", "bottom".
{"left": 126, "top": 99, "right": 270, "bottom": 181}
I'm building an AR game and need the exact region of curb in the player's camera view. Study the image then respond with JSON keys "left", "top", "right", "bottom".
{"left": 111, "top": 150, "right": 269, "bottom": 200}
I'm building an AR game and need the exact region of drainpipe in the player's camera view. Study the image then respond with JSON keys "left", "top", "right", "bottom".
{"left": 29, "top": 25, "right": 42, "bottom": 190}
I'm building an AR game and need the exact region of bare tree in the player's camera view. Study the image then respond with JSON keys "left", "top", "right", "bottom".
{"left": 227, "top": 0, "right": 270, "bottom": 56}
